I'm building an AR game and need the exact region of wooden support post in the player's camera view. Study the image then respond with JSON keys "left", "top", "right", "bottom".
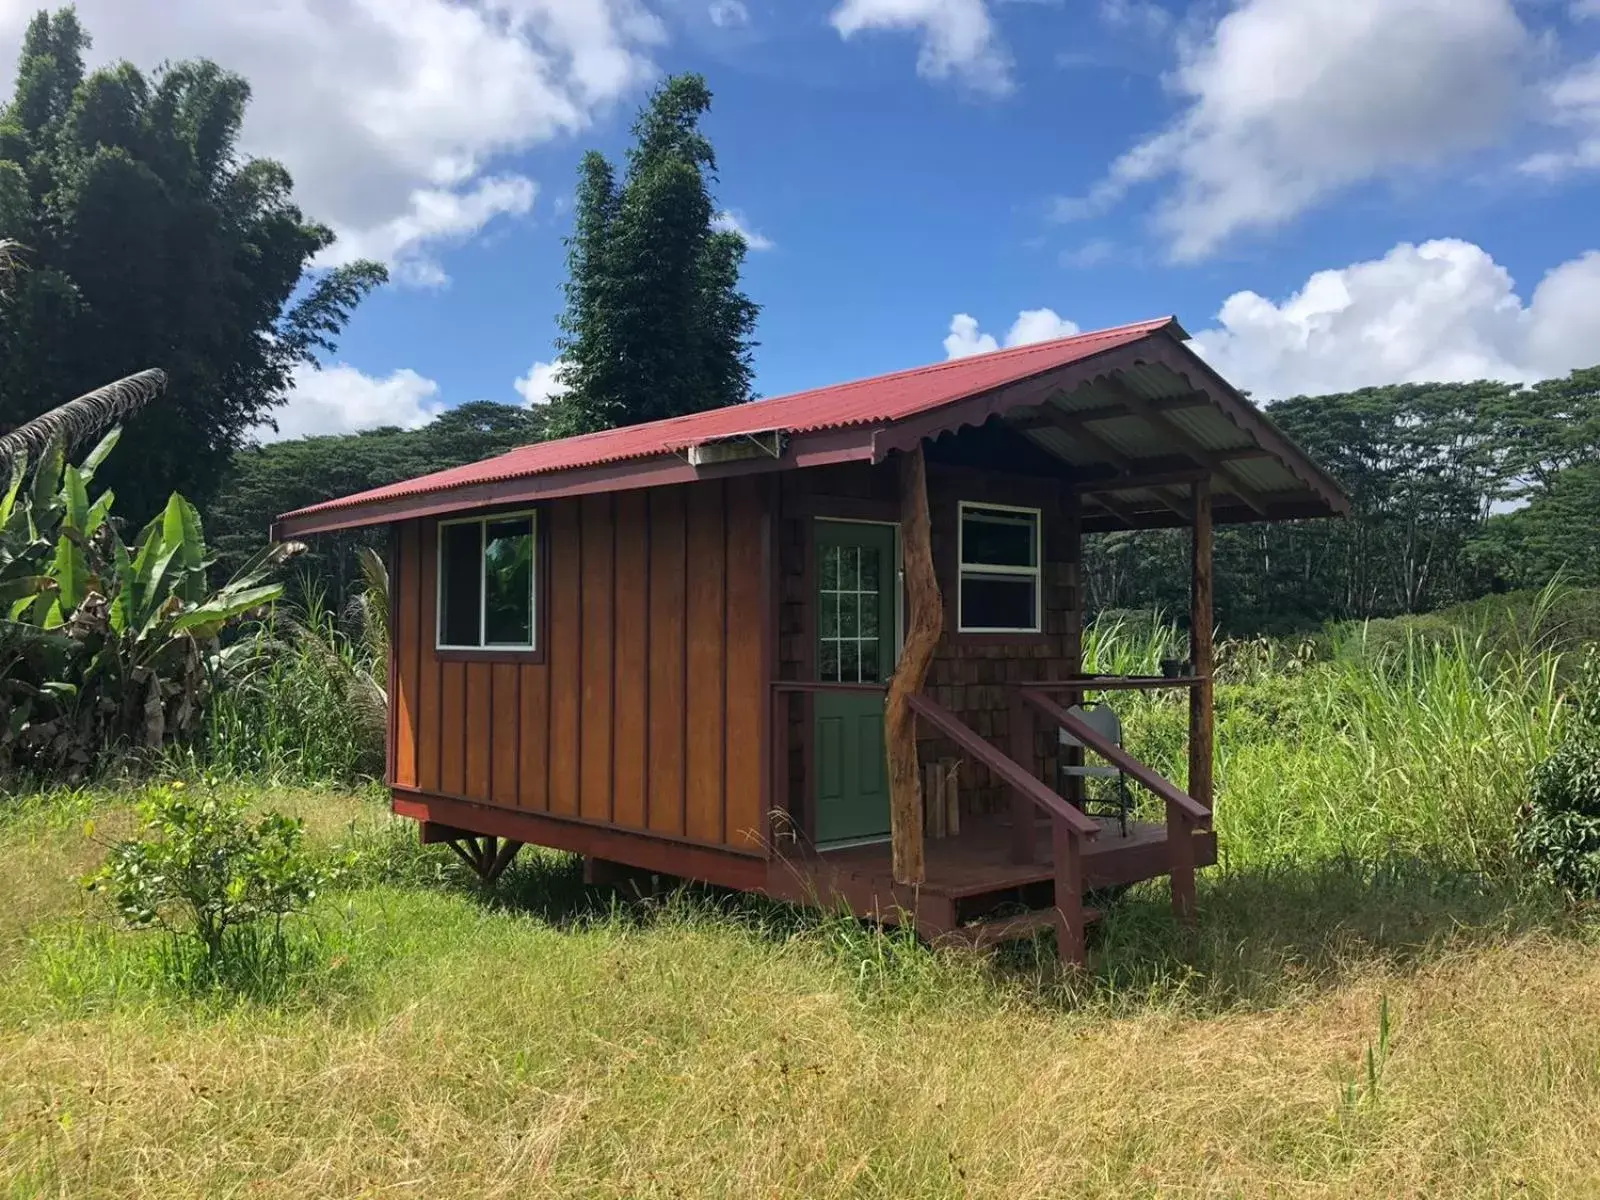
{"left": 1008, "top": 690, "right": 1036, "bottom": 864}
{"left": 485, "top": 837, "right": 524, "bottom": 883}
{"left": 1188, "top": 476, "right": 1215, "bottom": 814}
{"left": 925, "top": 762, "right": 946, "bottom": 839}
{"left": 886, "top": 443, "right": 943, "bottom": 886}
{"left": 1053, "top": 814, "right": 1087, "bottom": 966}
{"left": 1171, "top": 475, "right": 1212, "bottom": 924}
{"left": 943, "top": 759, "right": 960, "bottom": 837}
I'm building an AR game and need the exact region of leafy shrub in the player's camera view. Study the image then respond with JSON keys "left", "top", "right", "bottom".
{"left": 2, "top": 428, "right": 297, "bottom": 779}
{"left": 202, "top": 556, "right": 389, "bottom": 783}
{"left": 1515, "top": 650, "right": 1600, "bottom": 899}
{"left": 87, "top": 783, "right": 324, "bottom": 966}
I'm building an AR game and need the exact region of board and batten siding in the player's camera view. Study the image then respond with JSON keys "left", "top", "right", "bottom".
{"left": 389, "top": 476, "right": 770, "bottom": 856}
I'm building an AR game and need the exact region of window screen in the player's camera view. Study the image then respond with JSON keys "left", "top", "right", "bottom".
{"left": 437, "top": 514, "right": 537, "bottom": 649}
{"left": 958, "top": 504, "right": 1041, "bottom": 633}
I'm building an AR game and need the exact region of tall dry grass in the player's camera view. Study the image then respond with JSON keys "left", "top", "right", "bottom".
{"left": 1083, "top": 604, "right": 1570, "bottom": 876}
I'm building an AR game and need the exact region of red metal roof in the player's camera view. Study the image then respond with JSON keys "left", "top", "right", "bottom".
{"left": 281, "top": 317, "right": 1179, "bottom": 523}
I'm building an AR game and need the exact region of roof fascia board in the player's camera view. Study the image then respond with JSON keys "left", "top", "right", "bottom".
{"left": 272, "top": 424, "right": 878, "bottom": 538}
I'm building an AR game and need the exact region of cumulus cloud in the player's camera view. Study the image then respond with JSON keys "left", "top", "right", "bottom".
{"left": 256, "top": 365, "right": 447, "bottom": 443}
{"left": 331, "top": 177, "right": 539, "bottom": 288}
{"left": 0, "top": 0, "right": 664, "bottom": 284}
{"left": 944, "top": 308, "right": 1080, "bottom": 358}
{"left": 514, "top": 360, "right": 571, "bottom": 406}
{"left": 1059, "top": 0, "right": 1531, "bottom": 261}
{"left": 1098, "top": 0, "right": 1172, "bottom": 36}
{"left": 708, "top": 0, "right": 751, "bottom": 27}
{"left": 829, "top": 0, "right": 1013, "bottom": 94}
{"left": 1187, "top": 239, "right": 1600, "bottom": 399}
{"left": 1521, "top": 55, "right": 1600, "bottom": 178}
{"left": 711, "top": 209, "right": 775, "bottom": 251}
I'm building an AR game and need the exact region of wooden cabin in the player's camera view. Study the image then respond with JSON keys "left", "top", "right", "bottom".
{"left": 276, "top": 317, "right": 1347, "bottom": 961}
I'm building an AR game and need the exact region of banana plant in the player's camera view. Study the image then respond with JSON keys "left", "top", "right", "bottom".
{"left": 1, "top": 426, "right": 300, "bottom": 776}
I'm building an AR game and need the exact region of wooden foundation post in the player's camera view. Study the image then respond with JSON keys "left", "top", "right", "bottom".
{"left": 885, "top": 443, "right": 943, "bottom": 886}
{"left": 1053, "top": 814, "right": 1087, "bottom": 966}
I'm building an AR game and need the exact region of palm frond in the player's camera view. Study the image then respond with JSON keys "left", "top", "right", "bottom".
{"left": 0, "top": 369, "right": 168, "bottom": 470}
{"left": 0, "top": 239, "right": 23, "bottom": 296}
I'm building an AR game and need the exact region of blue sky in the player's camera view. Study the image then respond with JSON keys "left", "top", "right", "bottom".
{"left": 6, "top": 0, "right": 1600, "bottom": 437}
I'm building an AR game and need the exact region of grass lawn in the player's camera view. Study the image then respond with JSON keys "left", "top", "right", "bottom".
{"left": 2, "top": 784, "right": 1599, "bottom": 1198}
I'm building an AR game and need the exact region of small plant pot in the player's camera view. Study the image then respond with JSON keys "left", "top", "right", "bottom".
{"left": 1160, "top": 658, "right": 1183, "bottom": 678}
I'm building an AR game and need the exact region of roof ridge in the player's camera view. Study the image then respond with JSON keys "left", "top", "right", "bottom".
{"left": 756, "top": 315, "right": 1175, "bottom": 406}
{"left": 477, "top": 317, "right": 1175, "bottom": 463}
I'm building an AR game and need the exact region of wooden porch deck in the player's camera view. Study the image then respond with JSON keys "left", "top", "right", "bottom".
{"left": 764, "top": 813, "right": 1218, "bottom": 940}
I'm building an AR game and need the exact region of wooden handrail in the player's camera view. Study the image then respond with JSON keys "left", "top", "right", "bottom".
{"left": 907, "top": 693, "right": 1100, "bottom": 839}
{"left": 1020, "top": 688, "right": 1211, "bottom": 822}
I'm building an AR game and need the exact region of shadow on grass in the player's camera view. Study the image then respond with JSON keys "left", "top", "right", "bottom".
{"left": 1031, "top": 853, "right": 1581, "bottom": 1012}
{"left": 351, "top": 821, "right": 1587, "bottom": 1015}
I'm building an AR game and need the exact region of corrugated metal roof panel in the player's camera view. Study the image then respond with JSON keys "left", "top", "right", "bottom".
{"left": 283, "top": 318, "right": 1177, "bottom": 522}
{"left": 280, "top": 315, "right": 1350, "bottom": 532}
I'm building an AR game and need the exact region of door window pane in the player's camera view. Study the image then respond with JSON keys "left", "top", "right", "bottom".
{"left": 860, "top": 639, "right": 880, "bottom": 683}
{"left": 819, "top": 639, "right": 839, "bottom": 682}
{"left": 839, "top": 639, "right": 860, "bottom": 683}
{"left": 839, "top": 592, "right": 859, "bottom": 638}
{"left": 820, "top": 591, "right": 839, "bottom": 639}
{"left": 820, "top": 546, "right": 839, "bottom": 590}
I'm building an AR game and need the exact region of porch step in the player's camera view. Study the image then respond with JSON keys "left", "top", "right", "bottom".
{"left": 940, "top": 906, "right": 1102, "bottom": 951}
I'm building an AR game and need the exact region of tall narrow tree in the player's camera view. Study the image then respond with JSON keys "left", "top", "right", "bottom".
{"left": 0, "top": 9, "right": 386, "bottom": 517}
{"left": 551, "top": 74, "right": 759, "bottom": 436}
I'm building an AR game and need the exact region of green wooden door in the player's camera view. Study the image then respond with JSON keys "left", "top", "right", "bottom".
{"left": 813, "top": 521, "right": 898, "bottom": 846}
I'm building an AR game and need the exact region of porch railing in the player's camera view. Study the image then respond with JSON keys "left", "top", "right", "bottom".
{"left": 769, "top": 679, "right": 1209, "bottom": 961}
{"left": 907, "top": 691, "right": 1102, "bottom": 961}
{"left": 1016, "top": 685, "right": 1210, "bottom": 921}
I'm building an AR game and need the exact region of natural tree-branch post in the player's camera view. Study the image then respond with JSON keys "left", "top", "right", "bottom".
{"left": 886, "top": 442, "right": 943, "bottom": 886}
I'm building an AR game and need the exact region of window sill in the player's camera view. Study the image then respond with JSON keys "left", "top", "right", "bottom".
{"left": 435, "top": 646, "right": 547, "bottom": 665}
{"left": 949, "top": 630, "right": 1056, "bottom": 648}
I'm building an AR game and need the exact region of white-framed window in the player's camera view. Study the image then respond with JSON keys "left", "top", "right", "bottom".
{"left": 957, "top": 501, "right": 1041, "bottom": 634}
{"left": 436, "top": 511, "right": 538, "bottom": 651}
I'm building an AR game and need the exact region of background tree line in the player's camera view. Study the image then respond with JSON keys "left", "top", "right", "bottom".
{"left": 1085, "top": 367, "right": 1600, "bottom": 633}
{"left": 3, "top": 7, "right": 1594, "bottom": 640}
{"left": 209, "top": 362, "right": 1600, "bottom": 634}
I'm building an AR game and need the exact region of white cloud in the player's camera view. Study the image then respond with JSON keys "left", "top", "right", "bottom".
{"left": 514, "top": 360, "right": 571, "bottom": 406}
{"left": 1521, "top": 55, "right": 1600, "bottom": 178}
{"left": 1060, "top": 0, "right": 1531, "bottom": 261}
{"left": 829, "top": 0, "right": 1013, "bottom": 94}
{"left": 944, "top": 308, "right": 1079, "bottom": 358}
{"left": 0, "top": 0, "right": 664, "bottom": 284}
{"left": 708, "top": 0, "right": 751, "bottom": 27}
{"left": 1187, "top": 239, "right": 1600, "bottom": 399}
{"left": 1061, "top": 238, "right": 1117, "bottom": 269}
{"left": 327, "top": 177, "right": 539, "bottom": 288}
{"left": 711, "top": 209, "right": 776, "bottom": 251}
{"left": 1099, "top": 0, "right": 1172, "bottom": 36}
{"left": 256, "top": 365, "right": 447, "bottom": 442}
